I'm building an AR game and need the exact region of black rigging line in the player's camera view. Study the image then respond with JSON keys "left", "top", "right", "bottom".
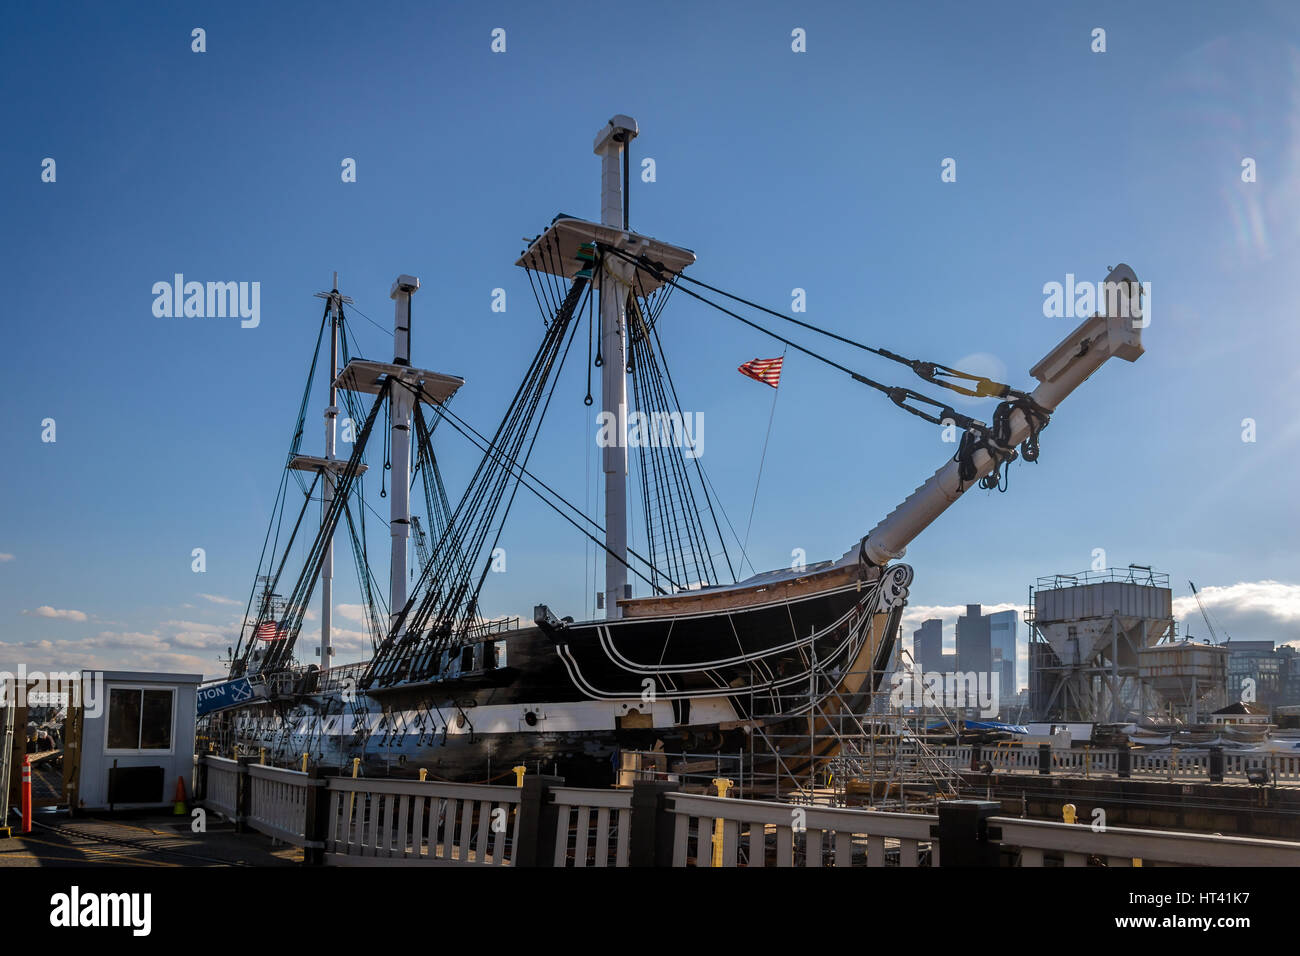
{"left": 645, "top": 302, "right": 736, "bottom": 584}
{"left": 410, "top": 379, "right": 676, "bottom": 593}
{"left": 629, "top": 266, "right": 728, "bottom": 585}
{"left": 650, "top": 261, "right": 1025, "bottom": 400}
{"left": 234, "top": 303, "right": 331, "bottom": 665}
{"left": 404, "top": 381, "right": 674, "bottom": 590}
{"left": 338, "top": 300, "right": 393, "bottom": 339}
{"left": 601, "top": 244, "right": 991, "bottom": 431}
{"left": 257, "top": 381, "right": 392, "bottom": 674}
{"left": 466, "top": 291, "right": 587, "bottom": 618}
{"left": 367, "top": 278, "right": 597, "bottom": 686}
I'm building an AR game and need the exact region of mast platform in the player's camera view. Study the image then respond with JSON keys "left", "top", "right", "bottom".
{"left": 288, "top": 455, "right": 368, "bottom": 475}
{"left": 334, "top": 359, "right": 464, "bottom": 405}
{"left": 516, "top": 215, "right": 695, "bottom": 292}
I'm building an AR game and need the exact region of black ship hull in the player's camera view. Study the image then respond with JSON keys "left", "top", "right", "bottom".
{"left": 218, "top": 562, "right": 912, "bottom": 788}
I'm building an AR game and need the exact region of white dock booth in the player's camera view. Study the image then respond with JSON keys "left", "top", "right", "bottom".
{"left": 76, "top": 669, "right": 201, "bottom": 810}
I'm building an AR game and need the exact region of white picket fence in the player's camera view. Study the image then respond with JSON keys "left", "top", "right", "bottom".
{"left": 662, "top": 791, "right": 1300, "bottom": 868}
{"left": 667, "top": 793, "right": 938, "bottom": 867}
{"left": 323, "top": 777, "right": 522, "bottom": 866}
{"left": 201, "top": 755, "right": 243, "bottom": 821}
{"left": 197, "top": 756, "right": 1300, "bottom": 868}
{"left": 551, "top": 786, "right": 633, "bottom": 867}
{"left": 995, "top": 817, "right": 1300, "bottom": 867}
{"left": 931, "top": 744, "right": 1300, "bottom": 782}
{"left": 247, "top": 764, "right": 319, "bottom": 846}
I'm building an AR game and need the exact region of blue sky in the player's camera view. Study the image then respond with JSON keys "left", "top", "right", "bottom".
{"left": 2, "top": 1, "right": 1299, "bottom": 682}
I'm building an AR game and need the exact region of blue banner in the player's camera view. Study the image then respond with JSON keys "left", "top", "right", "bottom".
{"left": 196, "top": 677, "right": 256, "bottom": 716}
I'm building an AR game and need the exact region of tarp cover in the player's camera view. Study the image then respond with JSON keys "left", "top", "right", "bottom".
{"left": 963, "top": 719, "right": 1030, "bottom": 734}
{"left": 924, "top": 719, "right": 1029, "bottom": 734}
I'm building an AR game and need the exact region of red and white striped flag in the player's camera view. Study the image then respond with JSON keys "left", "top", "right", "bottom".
{"left": 255, "top": 620, "right": 286, "bottom": 641}
{"left": 738, "top": 356, "right": 783, "bottom": 388}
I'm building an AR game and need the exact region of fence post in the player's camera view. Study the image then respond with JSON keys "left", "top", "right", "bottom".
{"left": 629, "top": 781, "right": 677, "bottom": 867}
{"left": 194, "top": 754, "right": 208, "bottom": 804}
{"left": 234, "top": 755, "right": 255, "bottom": 833}
{"left": 513, "top": 774, "right": 563, "bottom": 867}
{"left": 302, "top": 768, "right": 331, "bottom": 866}
{"left": 1117, "top": 747, "right": 1131, "bottom": 779}
{"left": 1209, "top": 746, "right": 1224, "bottom": 784}
{"left": 1037, "top": 744, "right": 1052, "bottom": 776}
{"left": 933, "top": 799, "right": 1002, "bottom": 866}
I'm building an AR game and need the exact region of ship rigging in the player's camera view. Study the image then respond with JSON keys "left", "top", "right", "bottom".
{"left": 208, "top": 114, "right": 1145, "bottom": 787}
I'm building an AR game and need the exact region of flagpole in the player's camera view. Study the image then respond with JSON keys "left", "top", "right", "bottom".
{"left": 741, "top": 347, "right": 786, "bottom": 572}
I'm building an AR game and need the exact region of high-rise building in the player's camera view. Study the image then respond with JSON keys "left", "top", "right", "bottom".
{"left": 989, "top": 609, "right": 1019, "bottom": 693}
{"left": 912, "top": 618, "right": 946, "bottom": 673}
{"left": 956, "top": 604, "right": 991, "bottom": 675}
{"left": 1225, "top": 640, "right": 1300, "bottom": 709}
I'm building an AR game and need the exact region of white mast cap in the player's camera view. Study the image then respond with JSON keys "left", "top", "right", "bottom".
{"left": 594, "top": 115, "right": 638, "bottom": 153}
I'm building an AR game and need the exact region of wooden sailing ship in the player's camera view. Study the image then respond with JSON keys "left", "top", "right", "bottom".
{"left": 209, "top": 115, "right": 1146, "bottom": 788}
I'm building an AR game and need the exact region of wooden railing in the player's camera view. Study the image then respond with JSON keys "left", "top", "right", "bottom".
{"left": 994, "top": 816, "right": 1300, "bottom": 867}
{"left": 666, "top": 793, "right": 938, "bottom": 867}
{"left": 196, "top": 755, "right": 1300, "bottom": 868}
{"left": 550, "top": 787, "right": 633, "bottom": 867}
{"left": 201, "top": 755, "right": 243, "bottom": 822}
{"left": 322, "top": 778, "right": 522, "bottom": 866}
{"left": 247, "top": 764, "right": 321, "bottom": 847}
{"left": 932, "top": 744, "right": 1300, "bottom": 783}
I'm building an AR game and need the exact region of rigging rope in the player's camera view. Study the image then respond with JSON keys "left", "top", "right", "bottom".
{"left": 599, "top": 242, "right": 1052, "bottom": 494}
{"left": 742, "top": 346, "right": 786, "bottom": 560}
{"left": 640, "top": 258, "right": 1027, "bottom": 401}
{"left": 598, "top": 243, "right": 989, "bottom": 433}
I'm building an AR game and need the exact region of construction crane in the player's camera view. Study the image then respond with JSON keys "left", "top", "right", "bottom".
{"left": 411, "top": 514, "right": 432, "bottom": 575}
{"left": 1189, "top": 580, "right": 1232, "bottom": 645}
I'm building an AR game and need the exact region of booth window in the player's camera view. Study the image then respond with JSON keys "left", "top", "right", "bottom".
{"left": 106, "top": 687, "right": 175, "bottom": 752}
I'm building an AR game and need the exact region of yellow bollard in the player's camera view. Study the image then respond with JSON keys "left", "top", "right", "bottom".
{"left": 346, "top": 757, "right": 361, "bottom": 834}
{"left": 301, "top": 753, "right": 309, "bottom": 773}
{"left": 513, "top": 765, "right": 527, "bottom": 788}
{"left": 418, "top": 769, "right": 428, "bottom": 782}
{"left": 1062, "top": 803, "right": 1077, "bottom": 824}
{"left": 259, "top": 747, "right": 266, "bottom": 766}
{"left": 711, "top": 778, "right": 734, "bottom": 867}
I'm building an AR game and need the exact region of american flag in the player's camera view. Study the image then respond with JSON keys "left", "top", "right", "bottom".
{"left": 254, "top": 620, "right": 286, "bottom": 641}
{"left": 738, "top": 356, "right": 783, "bottom": 388}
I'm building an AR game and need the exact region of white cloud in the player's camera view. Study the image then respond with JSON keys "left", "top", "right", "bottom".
{"left": 197, "top": 593, "right": 241, "bottom": 607}
{"left": 335, "top": 604, "right": 368, "bottom": 623}
{"left": 0, "top": 553, "right": 14, "bottom": 562}
{"left": 22, "top": 606, "right": 88, "bottom": 622}
{"left": 1172, "top": 580, "right": 1300, "bottom": 645}
{"left": 0, "top": 632, "right": 213, "bottom": 678}
{"left": 0, "top": 617, "right": 242, "bottom": 680}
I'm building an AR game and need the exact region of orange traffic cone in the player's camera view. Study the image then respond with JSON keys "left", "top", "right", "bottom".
{"left": 172, "top": 776, "right": 188, "bottom": 815}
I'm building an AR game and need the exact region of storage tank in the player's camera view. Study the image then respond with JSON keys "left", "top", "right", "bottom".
{"left": 1028, "top": 567, "right": 1174, "bottom": 722}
